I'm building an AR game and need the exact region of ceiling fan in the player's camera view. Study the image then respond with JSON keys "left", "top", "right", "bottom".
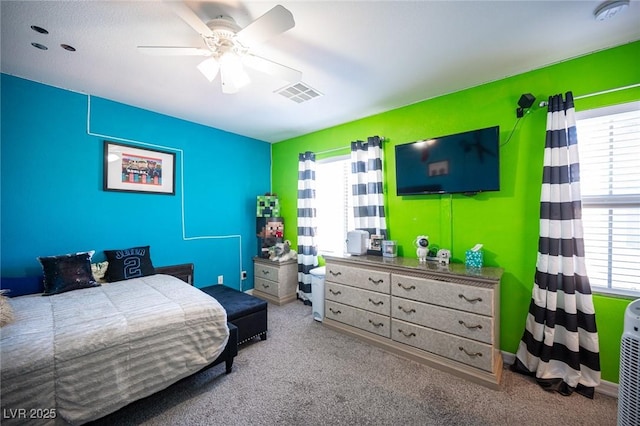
{"left": 138, "top": 2, "right": 302, "bottom": 94}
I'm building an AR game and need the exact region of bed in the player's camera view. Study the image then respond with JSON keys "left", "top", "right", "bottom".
{"left": 0, "top": 264, "right": 231, "bottom": 425}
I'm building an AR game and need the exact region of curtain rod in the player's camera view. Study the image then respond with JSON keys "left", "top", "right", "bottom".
{"left": 538, "top": 83, "right": 640, "bottom": 107}
{"left": 314, "top": 136, "right": 386, "bottom": 156}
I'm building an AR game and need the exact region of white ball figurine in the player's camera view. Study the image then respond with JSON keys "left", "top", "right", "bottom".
{"left": 415, "top": 235, "right": 429, "bottom": 263}
{"left": 437, "top": 249, "right": 451, "bottom": 265}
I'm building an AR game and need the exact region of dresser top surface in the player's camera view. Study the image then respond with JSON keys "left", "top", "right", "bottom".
{"left": 324, "top": 254, "right": 503, "bottom": 282}
{"left": 253, "top": 256, "right": 297, "bottom": 266}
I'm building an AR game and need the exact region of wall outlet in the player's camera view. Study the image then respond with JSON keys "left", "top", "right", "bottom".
{"left": 217, "top": 275, "right": 223, "bottom": 284}
{"left": 241, "top": 270, "right": 247, "bottom": 280}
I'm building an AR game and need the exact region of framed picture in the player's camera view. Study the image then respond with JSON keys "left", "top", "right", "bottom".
{"left": 367, "top": 234, "right": 384, "bottom": 256}
{"left": 103, "top": 141, "right": 176, "bottom": 195}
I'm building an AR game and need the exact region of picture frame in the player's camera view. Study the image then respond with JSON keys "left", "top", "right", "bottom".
{"left": 103, "top": 141, "right": 176, "bottom": 195}
{"left": 367, "top": 234, "right": 384, "bottom": 256}
{"left": 382, "top": 240, "right": 398, "bottom": 258}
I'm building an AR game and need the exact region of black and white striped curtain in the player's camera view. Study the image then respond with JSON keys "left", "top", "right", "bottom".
{"left": 297, "top": 151, "right": 317, "bottom": 304}
{"left": 512, "top": 92, "right": 600, "bottom": 398}
{"left": 350, "top": 136, "right": 387, "bottom": 239}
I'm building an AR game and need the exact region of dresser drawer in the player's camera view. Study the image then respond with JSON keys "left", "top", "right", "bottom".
{"left": 325, "top": 300, "right": 390, "bottom": 338}
{"left": 325, "top": 263, "right": 390, "bottom": 293}
{"left": 254, "top": 277, "right": 280, "bottom": 297}
{"left": 392, "top": 297, "right": 493, "bottom": 344}
{"left": 326, "top": 282, "right": 390, "bottom": 316}
{"left": 254, "top": 263, "right": 280, "bottom": 283}
{"left": 392, "top": 319, "right": 494, "bottom": 372}
{"left": 391, "top": 274, "right": 493, "bottom": 316}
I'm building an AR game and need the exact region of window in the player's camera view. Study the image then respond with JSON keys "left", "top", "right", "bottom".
{"left": 575, "top": 101, "right": 640, "bottom": 297}
{"left": 315, "top": 156, "right": 353, "bottom": 255}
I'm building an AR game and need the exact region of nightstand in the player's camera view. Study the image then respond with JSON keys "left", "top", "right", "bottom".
{"left": 252, "top": 257, "right": 298, "bottom": 305}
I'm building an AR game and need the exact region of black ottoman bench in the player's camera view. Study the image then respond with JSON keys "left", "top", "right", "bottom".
{"left": 200, "top": 284, "right": 268, "bottom": 345}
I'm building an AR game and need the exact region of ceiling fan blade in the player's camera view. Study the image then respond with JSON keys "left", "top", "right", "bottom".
{"left": 236, "top": 5, "right": 295, "bottom": 47}
{"left": 243, "top": 54, "right": 302, "bottom": 83}
{"left": 164, "top": 1, "right": 213, "bottom": 36}
{"left": 137, "top": 46, "right": 211, "bottom": 56}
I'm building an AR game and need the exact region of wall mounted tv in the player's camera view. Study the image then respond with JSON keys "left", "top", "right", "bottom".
{"left": 395, "top": 125, "right": 500, "bottom": 196}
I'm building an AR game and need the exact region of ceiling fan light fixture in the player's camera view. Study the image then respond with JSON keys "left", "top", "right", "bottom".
{"left": 197, "top": 57, "right": 220, "bottom": 82}
{"left": 233, "top": 70, "right": 251, "bottom": 89}
{"left": 142, "top": 4, "right": 299, "bottom": 95}
{"left": 220, "top": 52, "right": 244, "bottom": 75}
{"left": 220, "top": 52, "right": 250, "bottom": 89}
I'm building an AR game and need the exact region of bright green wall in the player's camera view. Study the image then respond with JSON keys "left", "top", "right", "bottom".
{"left": 272, "top": 41, "right": 640, "bottom": 384}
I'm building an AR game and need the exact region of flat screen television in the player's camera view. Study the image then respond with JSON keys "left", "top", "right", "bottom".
{"left": 395, "top": 125, "right": 500, "bottom": 196}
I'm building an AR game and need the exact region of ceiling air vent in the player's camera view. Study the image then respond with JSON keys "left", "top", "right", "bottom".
{"left": 276, "top": 82, "right": 322, "bottom": 104}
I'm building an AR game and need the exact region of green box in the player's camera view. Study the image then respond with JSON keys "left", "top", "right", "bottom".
{"left": 257, "top": 195, "right": 280, "bottom": 217}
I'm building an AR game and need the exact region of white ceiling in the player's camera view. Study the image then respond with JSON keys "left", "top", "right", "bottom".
{"left": 2, "top": 1, "right": 639, "bottom": 143}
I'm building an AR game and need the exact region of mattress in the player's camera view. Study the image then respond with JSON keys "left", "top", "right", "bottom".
{"left": 0, "top": 274, "right": 228, "bottom": 425}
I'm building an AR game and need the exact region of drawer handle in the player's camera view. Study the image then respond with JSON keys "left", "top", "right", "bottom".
{"left": 397, "top": 283, "right": 416, "bottom": 291}
{"left": 368, "top": 298, "right": 384, "bottom": 306}
{"left": 459, "top": 347, "right": 483, "bottom": 358}
{"left": 368, "top": 319, "right": 384, "bottom": 328}
{"left": 398, "top": 329, "right": 416, "bottom": 338}
{"left": 458, "top": 294, "right": 482, "bottom": 303}
{"left": 329, "top": 307, "right": 342, "bottom": 315}
{"left": 329, "top": 289, "right": 342, "bottom": 296}
{"left": 398, "top": 306, "right": 416, "bottom": 314}
{"left": 329, "top": 270, "right": 342, "bottom": 277}
{"left": 368, "top": 277, "right": 384, "bottom": 285}
{"left": 459, "top": 320, "right": 483, "bottom": 330}
{"left": 261, "top": 270, "right": 270, "bottom": 275}
{"left": 261, "top": 283, "right": 270, "bottom": 289}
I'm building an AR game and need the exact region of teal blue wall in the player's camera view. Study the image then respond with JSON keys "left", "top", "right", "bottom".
{"left": 1, "top": 74, "right": 270, "bottom": 290}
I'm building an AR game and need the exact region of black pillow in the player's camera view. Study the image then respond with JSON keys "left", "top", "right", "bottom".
{"left": 104, "top": 245, "right": 155, "bottom": 282}
{"left": 38, "top": 252, "right": 100, "bottom": 296}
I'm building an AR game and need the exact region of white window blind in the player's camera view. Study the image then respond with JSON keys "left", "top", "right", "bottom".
{"left": 576, "top": 101, "right": 640, "bottom": 296}
{"left": 315, "top": 156, "right": 353, "bottom": 255}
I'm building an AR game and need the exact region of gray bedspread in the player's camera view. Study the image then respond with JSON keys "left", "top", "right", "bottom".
{"left": 0, "top": 274, "right": 228, "bottom": 425}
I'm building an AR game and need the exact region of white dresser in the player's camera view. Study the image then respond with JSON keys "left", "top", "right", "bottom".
{"left": 323, "top": 255, "right": 503, "bottom": 389}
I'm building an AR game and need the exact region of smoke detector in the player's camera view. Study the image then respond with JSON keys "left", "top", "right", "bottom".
{"left": 594, "top": 0, "right": 630, "bottom": 21}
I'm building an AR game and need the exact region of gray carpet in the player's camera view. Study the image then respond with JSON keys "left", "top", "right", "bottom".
{"left": 92, "top": 300, "right": 617, "bottom": 426}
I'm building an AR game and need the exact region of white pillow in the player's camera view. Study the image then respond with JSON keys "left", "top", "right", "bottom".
{"left": 91, "top": 261, "right": 109, "bottom": 283}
